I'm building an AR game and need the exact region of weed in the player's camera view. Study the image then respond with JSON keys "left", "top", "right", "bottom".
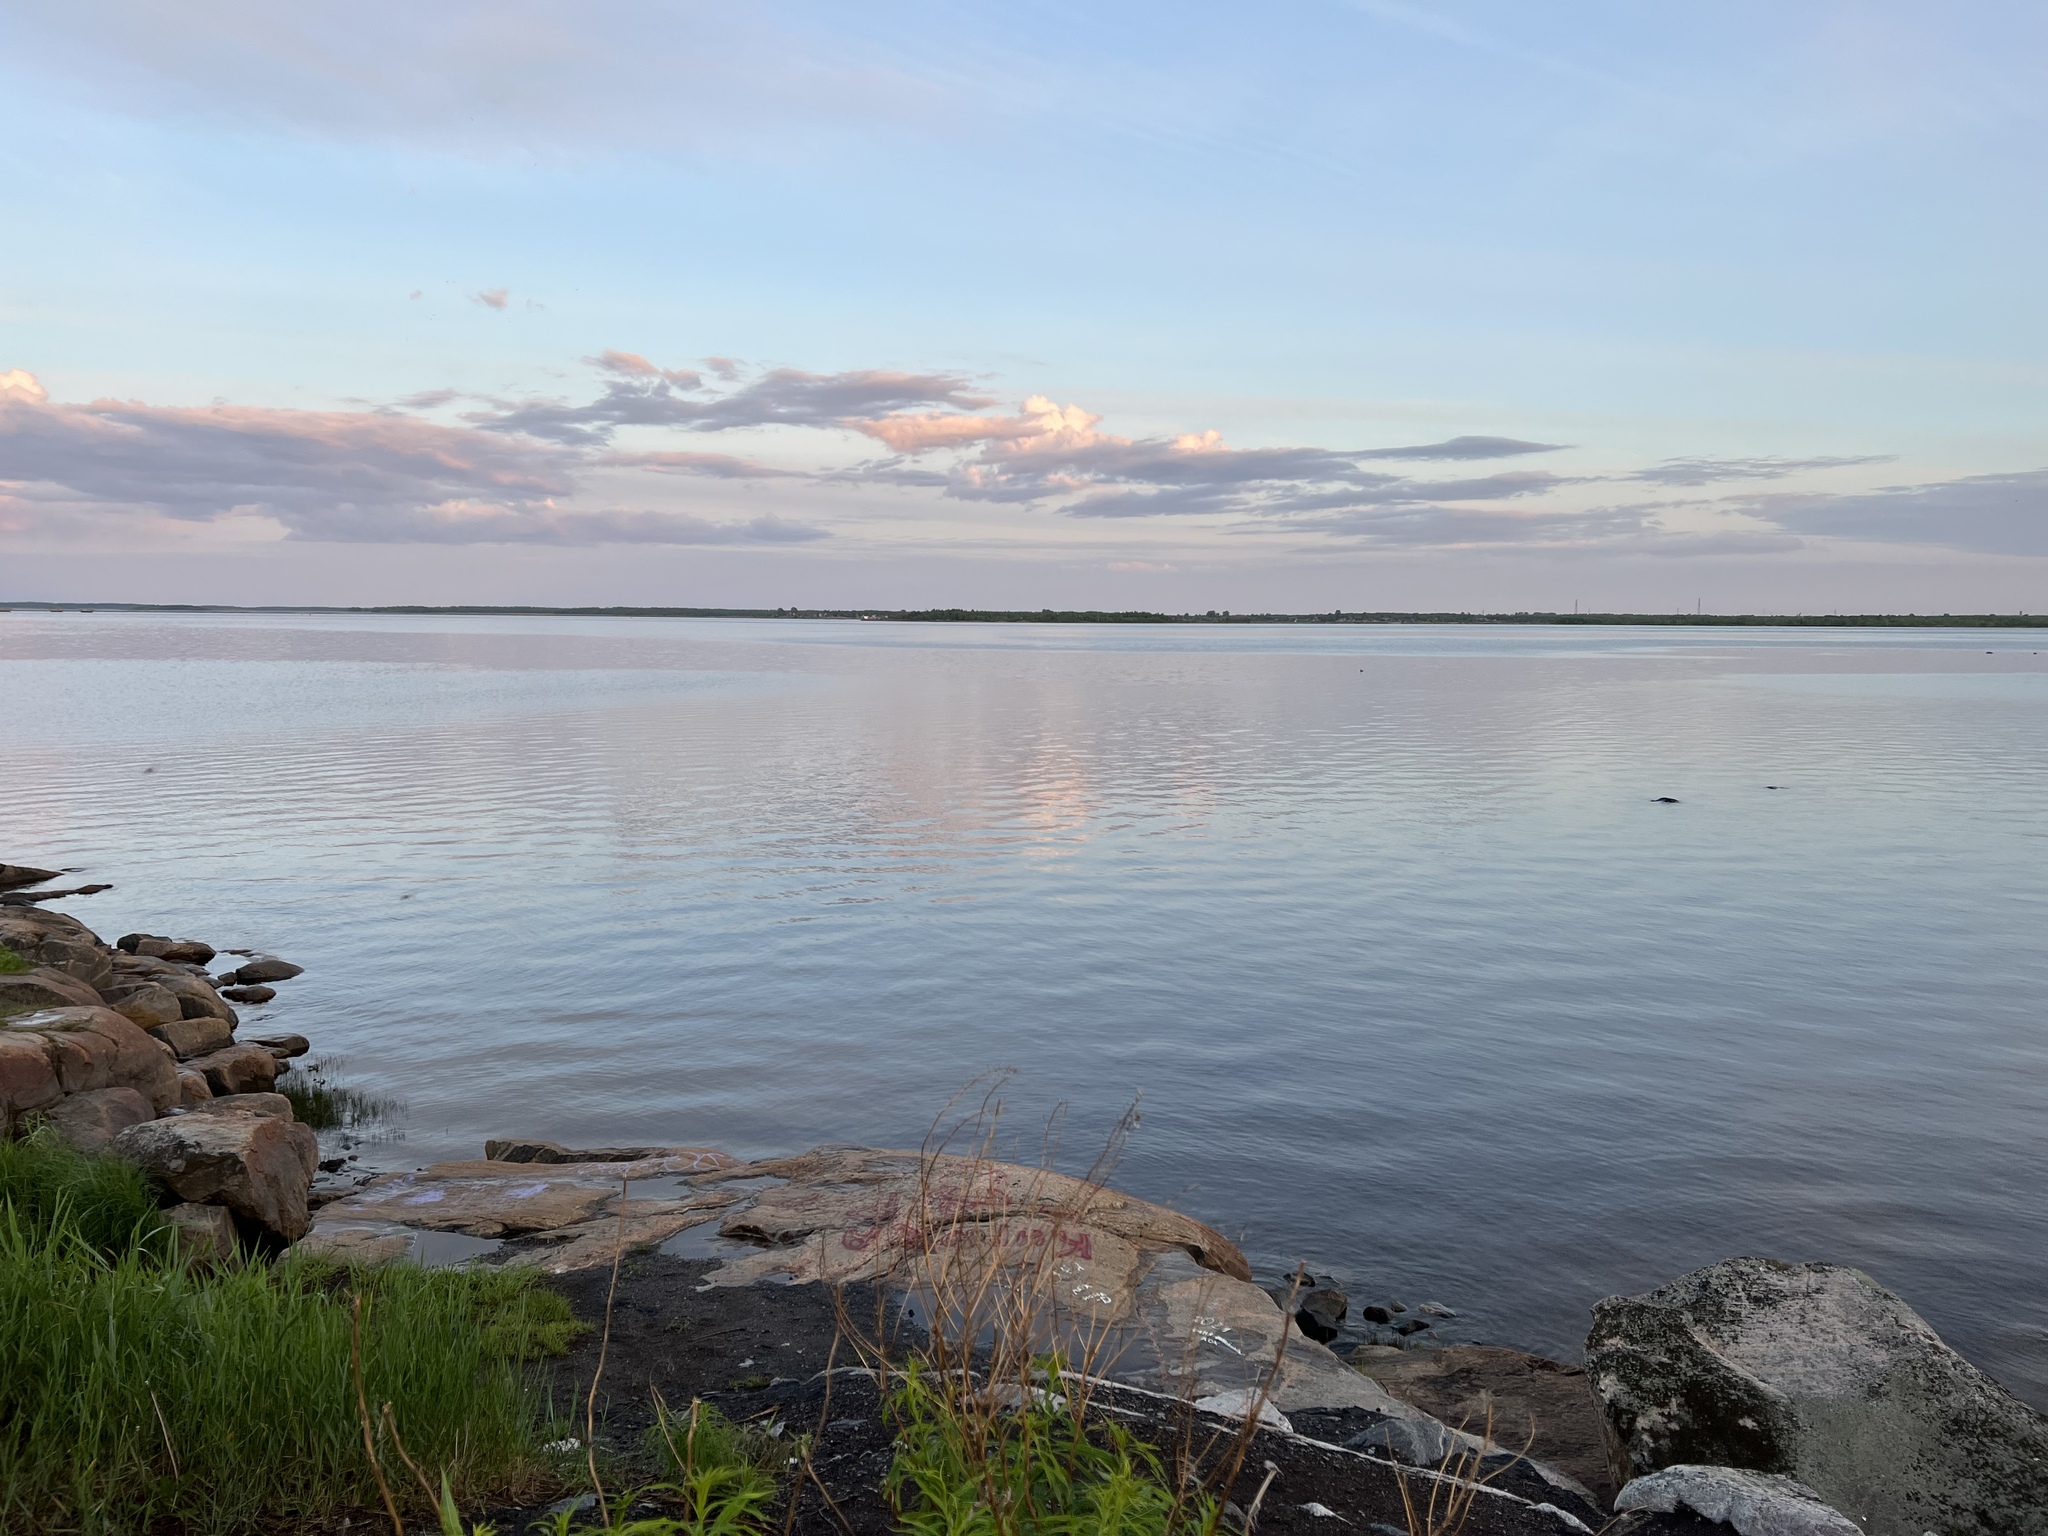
{"left": 0, "top": 1124, "right": 169, "bottom": 1257}
{"left": 0, "top": 945, "right": 30, "bottom": 975}
{"left": 280, "top": 1058, "right": 396, "bottom": 1131}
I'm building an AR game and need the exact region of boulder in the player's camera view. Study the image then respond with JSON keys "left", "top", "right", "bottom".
{"left": 1587, "top": 1256, "right": 2048, "bottom": 1536}
{"left": 0, "top": 863, "right": 61, "bottom": 891}
{"left": 0, "top": 1031, "right": 63, "bottom": 1125}
{"left": 187, "top": 1092, "right": 294, "bottom": 1119}
{"left": 185, "top": 1043, "right": 281, "bottom": 1097}
{"left": 2, "top": 1007, "right": 181, "bottom": 1112}
{"left": 1613, "top": 1466, "right": 1861, "bottom": 1536}
{"left": 1296, "top": 1287, "right": 1347, "bottom": 1343}
{"left": 175, "top": 1068, "right": 214, "bottom": 1107}
{"left": 0, "top": 966, "right": 104, "bottom": 1014}
{"left": 232, "top": 958, "right": 303, "bottom": 984}
{"left": 222, "top": 985, "right": 276, "bottom": 1005}
{"left": 113, "top": 1111, "right": 319, "bottom": 1244}
{"left": 145, "top": 1013, "right": 235, "bottom": 1061}
{"left": 162, "top": 1202, "right": 238, "bottom": 1265}
{"left": 0, "top": 911, "right": 116, "bottom": 990}
{"left": 101, "top": 982, "right": 185, "bottom": 1030}
{"left": 44, "top": 1086, "right": 158, "bottom": 1154}
{"left": 248, "top": 1032, "right": 309, "bottom": 1058}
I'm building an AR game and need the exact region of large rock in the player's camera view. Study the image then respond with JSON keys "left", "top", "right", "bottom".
{"left": 145, "top": 1013, "right": 235, "bottom": 1061}
{"left": 0, "top": 863, "right": 61, "bottom": 891}
{"left": 44, "top": 1086, "right": 158, "bottom": 1153}
{"left": 101, "top": 982, "right": 185, "bottom": 1029}
{"left": 0, "top": 966, "right": 105, "bottom": 1015}
{"left": 113, "top": 1112, "right": 319, "bottom": 1244}
{"left": 1614, "top": 1466, "right": 1861, "bottom": 1536}
{"left": 231, "top": 958, "right": 303, "bottom": 984}
{"left": 1587, "top": 1256, "right": 2048, "bottom": 1536}
{"left": 0, "top": 908, "right": 115, "bottom": 991}
{"left": 2, "top": 1007, "right": 181, "bottom": 1113}
{"left": 185, "top": 1043, "right": 281, "bottom": 1097}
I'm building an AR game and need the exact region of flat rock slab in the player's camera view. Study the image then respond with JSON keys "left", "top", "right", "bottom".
{"left": 320, "top": 1149, "right": 739, "bottom": 1238}
{"left": 1615, "top": 1466, "right": 1861, "bottom": 1536}
{"left": 0, "top": 864, "right": 61, "bottom": 891}
{"left": 1588, "top": 1255, "right": 2048, "bottom": 1536}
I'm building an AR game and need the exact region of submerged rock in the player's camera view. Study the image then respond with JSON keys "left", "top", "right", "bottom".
{"left": 222, "top": 985, "right": 277, "bottom": 1005}
{"left": 0, "top": 863, "right": 61, "bottom": 891}
{"left": 231, "top": 958, "right": 303, "bottom": 984}
{"left": 1586, "top": 1256, "right": 2048, "bottom": 1536}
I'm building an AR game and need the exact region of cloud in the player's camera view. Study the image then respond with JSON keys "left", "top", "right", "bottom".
{"left": 604, "top": 450, "right": 796, "bottom": 479}
{"left": 1632, "top": 453, "right": 1896, "bottom": 486}
{"left": 1748, "top": 467, "right": 2048, "bottom": 555}
{"left": 472, "top": 288, "right": 510, "bottom": 310}
{"left": 1351, "top": 435, "right": 1567, "bottom": 461}
{"left": 0, "top": 369, "right": 824, "bottom": 546}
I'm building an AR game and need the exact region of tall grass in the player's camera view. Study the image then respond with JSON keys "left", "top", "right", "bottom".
{"left": 279, "top": 1057, "right": 397, "bottom": 1131}
{"left": 0, "top": 945, "right": 31, "bottom": 974}
{"left": 0, "top": 1134, "right": 574, "bottom": 1536}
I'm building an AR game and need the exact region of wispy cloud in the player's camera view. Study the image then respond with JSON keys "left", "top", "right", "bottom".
{"left": 1746, "top": 468, "right": 2048, "bottom": 556}
{"left": 1632, "top": 453, "right": 1895, "bottom": 486}
{"left": 471, "top": 288, "right": 510, "bottom": 310}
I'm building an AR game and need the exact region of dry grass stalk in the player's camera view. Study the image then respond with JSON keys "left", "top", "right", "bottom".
{"left": 1389, "top": 1402, "right": 1538, "bottom": 1536}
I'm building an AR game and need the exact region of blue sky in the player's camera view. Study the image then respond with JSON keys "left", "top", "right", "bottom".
{"left": 3, "top": 1, "right": 2044, "bottom": 610}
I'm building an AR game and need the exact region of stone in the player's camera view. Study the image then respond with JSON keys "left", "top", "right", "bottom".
{"left": 145, "top": 1013, "right": 235, "bottom": 1061}
{"left": 1345, "top": 1415, "right": 1469, "bottom": 1466}
{"left": 0, "top": 863, "right": 61, "bottom": 891}
{"left": 121, "top": 936, "right": 215, "bottom": 964}
{"left": 0, "top": 1030, "right": 63, "bottom": 1125}
{"left": 0, "top": 911, "right": 116, "bottom": 991}
{"left": 506, "top": 1191, "right": 742, "bottom": 1273}
{"left": 0, "top": 966, "right": 104, "bottom": 1014}
{"left": 1395, "top": 1317, "right": 1431, "bottom": 1336}
{"left": 1193, "top": 1389, "right": 1293, "bottom": 1432}
{"left": 294, "top": 1224, "right": 415, "bottom": 1266}
{"left": 248, "top": 1032, "right": 309, "bottom": 1057}
{"left": 324, "top": 1163, "right": 627, "bottom": 1237}
{"left": 175, "top": 1068, "right": 214, "bottom": 1106}
{"left": 187, "top": 1092, "right": 295, "bottom": 1119}
{"left": 44, "top": 1086, "right": 158, "bottom": 1153}
{"left": 222, "top": 985, "right": 276, "bottom": 1004}
{"left": 162, "top": 1202, "right": 239, "bottom": 1265}
{"left": 1361, "top": 1304, "right": 1395, "bottom": 1324}
{"left": 486, "top": 1137, "right": 709, "bottom": 1164}
{"left": 113, "top": 1111, "right": 319, "bottom": 1244}
{"left": 102, "top": 982, "right": 185, "bottom": 1030}
{"left": 1297, "top": 1287, "right": 1348, "bottom": 1343}
{"left": 1613, "top": 1466, "right": 1862, "bottom": 1536}
{"left": 2, "top": 1007, "right": 181, "bottom": 1111}
{"left": 231, "top": 958, "right": 303, "bottom": 984}
{"left": 1587, "top": 1256, "right": 2048, "bottom": 1536}
{"left": 185, "top": 1043, "right": 282, "bottom": 1097}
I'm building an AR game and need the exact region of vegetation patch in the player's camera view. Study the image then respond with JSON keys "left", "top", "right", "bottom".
{"left": 0, "top": 1132, "right": 575, "bottom": 1536}
{"left": 0, "top": 945, "right": 30, "bottom": 975}
{"left": 280, "top": 1057, "right": 397, "bottom": 1131}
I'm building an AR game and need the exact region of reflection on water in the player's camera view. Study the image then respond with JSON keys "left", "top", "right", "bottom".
{"left": 6, "top": 613, "right": 2047, "bottom": 1402}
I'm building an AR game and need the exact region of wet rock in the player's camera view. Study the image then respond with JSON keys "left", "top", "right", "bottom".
{"left": 506, "top": 1191, "right": 743, "bottom": 1273}
{"left": 231, "top": 958, "right": 303, "bottom": 984}
{"left": 1651, "top": 796, "right": 1680, "bottom": 804}
{"left": 325, "top": 1162, "right": 625, "bottom": 1237}
{"left": 113, "top": 1110, "right": 318, "bottom": 1244}
{"left": 120, "top": 936, "right": 216, "bottom": 964}
{"left": 0, "top": 863, "right": 61, "bottom": 891}
{"left": 102, "top": 981, "right": 185, "bottom": 1030}
{"left": 2, "top": 1006, "right": 181, "bottom": 1112}
{"left": 1, "top": 883, "right": 112, "bottom": 904}
{"left": 1614, "top": 1466, "right": 1861, "bottom": 1536}
{"left": 486, "top": 1137, "right": 715, "bottom": 1164}
{"left": 145, "top": 1013, "right": 235, "bottom": 1061}
{"left": 185, "top": 1042, "right": 282, "bottom": 1097}
{"left": 1417, "top": 1301, "right": 1457, "bottom": 1318}
{"left": 1587, "top": 1255, "right": 2048, "bottom": 1536}
{"left": 162, "top": 1202, "right": 239, "bottom": 1265}
{"left": 248, "top": 1031, "right": 308, "bottom": 1057}
{"left": 1361, "top": 1304, "right": 1396, "bottom": 1324}
{"left": 44, "top": 1085, "right": 158, "bottom": 1153}
{"left": 1297, "top": 1288, "right": 1348, "bottom": 1343}
{"left": 222, "top": 985, "right": 277, "bottom": 1005}
{"left": 0, "top": 966, "right": 105, "bottom": 1013}
{"left": 1394, "top": 1317, "right": 1431, "bottom": 1336}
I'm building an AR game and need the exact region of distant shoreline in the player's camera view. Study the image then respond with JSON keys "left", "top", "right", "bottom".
{"left": 3, "top": 601, "right": 2044, "bottom": 628}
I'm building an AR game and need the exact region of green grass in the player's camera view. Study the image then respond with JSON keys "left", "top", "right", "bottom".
{"left": 279, "top": 1058, "right": 397, "bottom": 1130}
{"left": 883, "top": 1359, "right": 1214, "bottom": 1536}
{"left": 0, "top": 945, "right": 30, "bottom": 975}
{"left": 0, "top": 1131, "right": 580, "bottom": 1536}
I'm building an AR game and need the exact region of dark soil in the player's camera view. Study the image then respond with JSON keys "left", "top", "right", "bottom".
{"left": 490, "top": 1251, "right": 1725, "bottom": 1536}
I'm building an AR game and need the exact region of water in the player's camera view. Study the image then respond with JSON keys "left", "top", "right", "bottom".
{"left": 6, "top": 612, "right": 2047, "bottom": 1403}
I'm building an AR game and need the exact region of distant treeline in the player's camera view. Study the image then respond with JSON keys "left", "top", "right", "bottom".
{"left": 4, "top": 602, "right": 2044, "bottom": 628}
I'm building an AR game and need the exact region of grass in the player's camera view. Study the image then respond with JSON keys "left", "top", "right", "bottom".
{"left": 0, "top": 945, "right": 30, "bottom": 974}
{"left": 0, "top": 1130, "right": 580, "bottom": 1536}
{"left": 279, "top": 1057, "right": 397, "bottom": 1131}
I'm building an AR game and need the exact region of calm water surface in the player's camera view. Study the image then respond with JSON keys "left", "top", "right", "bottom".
{"left": 7, "top": 613, "right": 2046, "bottom": 1402}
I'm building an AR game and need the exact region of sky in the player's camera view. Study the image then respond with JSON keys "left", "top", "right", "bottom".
{"left": 2, "top": 1, "right": 2045, "bottom": 613}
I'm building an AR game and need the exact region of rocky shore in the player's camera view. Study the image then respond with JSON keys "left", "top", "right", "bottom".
{"left": 6, "top": 860, "right": 2048, "bottom": 1535}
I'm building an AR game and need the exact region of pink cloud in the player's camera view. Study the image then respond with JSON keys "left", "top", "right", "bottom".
{"left": 472, "top": 288, "right": 510, "bottom": 310}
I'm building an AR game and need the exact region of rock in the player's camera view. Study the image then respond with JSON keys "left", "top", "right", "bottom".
{"left": 0, "top": 863, "right": 61, "bottom": 891}
{"left": 1651, "top": 796, "right": 1680, "bottom": 803}
{"left": 222, "top": 985, "right": 277, "bottom": 1005}
{"left": 0, "top": 1031, "right": 64, "bottom": 1125}
{"left": 1352, "top": 1344, "right": 1617, "bottom": 1507}
{"left": 505, "top": 1191, "right": 743, "bottom": 1273}
{"left": 1345, "top": 1414, "right": 1470, "bottom": 1466}
{"left": 161, "top": 1201, "right": 239, "bottom": 1265}
{"left": 247, "top": 1032, "right": 309, "bottom": 1057}
{"left": 145, "top": 1013, "right": 235, "bottom": 1061}
{"left": 2, "top": 1007, "right": 181, "bottom": 1112}
{"left": 294, "top": 1223, "right": 415, "bottom": 1266}
{"left": 1193, "top": 1389, "right": 1293, "bottom": 1432}
{"left": 486, "top": 1137, "right": 708, "bottom": 1164}
{"left": 1614, "top": 1466, "right": 1861, "bottom": 1536}
{"left": 175, "top": 1068, "right": 214, "bottom": 1106}
{"left": 1395, "top": 1318, "right": 1431, "bottom": 1336}
{"left": 185, "top": 1043, "right": 282, "bottom": 1097}
{"left": 0, "top": 966, "right": 105, "bottom": 1014}
{"left": 1361, "top": 1304, "right": 1395, "bottom": 1325}
{"left": 0, "top": 884, "right": 111, "bottom": 905}
{"left": 231, "top": 958, "right": 303, "bottom": 984}
{"left": 1297, "top": 1288, "right": 1348, "bottom": 1343}
{"left": 1587, "top": 1256, "right": 2048, "bottom": 1536}
{"left": 325, "top": 1163, "right": 626, "bottom": 1237}
{"left": 188, "top": 1092, "right": 296, "bottom": 1119}
{"left": 43, "top": 1086, "right": 158, "bottom": 1153}
{"left": 101, "top": 981, "right": 185, "bottom": 1030}
{"left": 113, "top": 1111, "right": 318, "bottom": 1244}
{"left": 0, "top": 910, "right": 116, "bottom": 990}
{"left": 1417, "top": 1301, "right": 1457, "bottom": 1318}
{"left": 120, "top": 936, "right": 216, "bottom": 964}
